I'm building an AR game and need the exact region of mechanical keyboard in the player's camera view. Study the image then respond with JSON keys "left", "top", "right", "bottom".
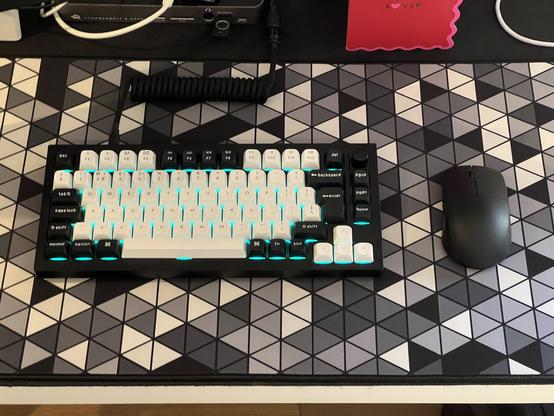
{"left": 35, "top": 144, "right": 383, "bottom": 278}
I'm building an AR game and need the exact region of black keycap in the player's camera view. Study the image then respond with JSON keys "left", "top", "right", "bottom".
{"left": 97, "top": 240, "right": 121, "bottom": 260}
{"left": 46, "top": 240, "right": 70, "bottom": 260}
{"left": 200, "top": 150, "right": 217, "bottom": 169}
{"left": 352, "top": 170, "right": 369, "bottom": 187}
{"left": 248, "top": 239, "right": 266, "bottom": 259}
{"left": 50, "top": 206, "right": 82, "bottom": 223}
{"left": 162, "top": 150, "right": 179, "bottom": 170}
{"left": 268, "top": 239, "right": 287, "bottom": 259}
{"left": 351, "top": 150, "right": 368, "bottom": 168}
{"left": 289, "top": 239, "right": 308, "bottom": 260}
{"left": 55, "top": 151, "right": 73, "bottom": 170}
{"left": 325, "top": 150, "right": 343, "bottom": 169}
{"left": 316, "top": 187, "right": 346, "bottom": 223}
{"left": 307, "top": 170, "right": 344, "bottom": 189}
{"left": 354, "top": 203, "right": 372, "bottom": 224}
{"left": 182, "top": 151, "right": 197, "bottom": 169}
{"left": 294, "top": 222, "right": 327, "bottom": 241}
{"left": 72, "top": 240, "right": 95, "bottom": 260}
{"left": 354, "top": 187, "right": 370, "bottom": 204}
{"left": 48, "top": 223, "right": 72, "bottom": 240}
{"left": 52, "top": 189, "right": 79, "bottom": 206}
{"left": 220, "top": 150, "right": 239, "bottom": 169}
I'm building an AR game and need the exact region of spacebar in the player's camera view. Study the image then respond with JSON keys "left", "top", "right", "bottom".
{"left": 122, "top": 238, "right": 247, "bottom": 259}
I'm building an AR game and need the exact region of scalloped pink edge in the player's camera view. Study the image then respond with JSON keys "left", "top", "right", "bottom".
{"left": 346, "top": 0, "right": 463, "bottom": 52}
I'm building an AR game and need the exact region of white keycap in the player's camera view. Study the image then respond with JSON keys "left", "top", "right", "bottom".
{"left": 140, "top": 189, "right": 158, "bottom": 207}
{"left": 72, "top": 171, "right": 92, "bottom": 190}
{"left": 124, "top": 206, "right": 143, "bottom": 223}
{"left": 233, "top": 222, "right": 251, "bottom": 240}
{"left": 248, "top": 169, "right": 266, "bottom": 188}
{"left": 262, "top": 149, "right": 281, "bottom": 170}
{"left": 287, "top": 169, "right": 305, "bottom": 188}
{"left": 238, "top": 188, "right": 256, "bottom": 205}
{"left": 333, "top": 225, "right": 353, "bottom": 245}
{"left": 263, "top": 204, "right": 281, "bottom": 223}
{"left": 138, "top": 150, "right": 156, "bottom": 170}
{"left": 302, "top": 204, "right": 321, "bottom": 221}
{"left": 79, "top": 150, "right": 98, "bottom": 171}
{"left": 121, "top": 189, "right": 139, "bottom": 207}
{"left": 85, "top": 205, "right": 103, "bottom": 223}
{"left": 334, "top": 242, "right": 353, "bottom": 264}
{"left": 122, "top": 238, "right": 247, "bottom": 259}
{"left": 112, "top": 171, "right": 131, "bottom": 189}
{"left": 153, "top": 223, "right": 171, "bottom": 239}
{"left": 223, "top": 205, "right": 241, "bottom": 222}
{"left": 313, "top": 242, "right": 333, "bottom": 264}
{"left": 104, "top": 206, "right": 123, "bottom": 223}
{"left": 301, "top": 149, "right": 320, "bottom": 170}
{"left": 53, "top": 170, "right": 72, "bottom": 190}
{"left": 184, "top": 205, "right": 202, "bottom": 223}
{"left": 93, "top": 171, "right": 111, "bottom": 189}
{"left": 297, "top": 187, "right": 316, "bottom": 205}
{"left": 203, "top": 205, "right": 221, "bottom": 222}
{"left": 189, "top": 170, "right": 208, "bottom": 189}
{"left": 354, "top": 242, "right": 374, "bottom": 264}
{"left": 243, "top": 149, "right": 262, "bottom": 170}
{"left": 198, "top": 188, "right": 217, "bottom": 206}
{"left": 267, "top": 170, "right": 286, "bottom": 188}
{"left": 173, "top": 222, "right": 191, "bottom": 239}
{"left": 151, "top": 170, "right": 170, "bottom": 189}
{"left": 218, "top": 188, "right": 237, "bottom": 206}
{"left": 171, "top": 171, "right": 188, "bottom": 189}
{"left": 133, "top": 222, "right": 151, "bottom": 239}
{"left": 283, "top": 204, "right": 301, "bottom": 223}
{"left": 163, "top": 205, "right": 182, "bottom": 223}
{"left": 93, "top": 223, "right": 112, "bottom": 240}
{"left": 213, "top": 222, "right": 231, "bottom": 239}
{"left": 144, "top": 206, "right": 163, "bottom": 223}
{"left": 113, "top": 223, "right": 132, "bottom": 240}
{"left": 160, "top": 188, "right": 178, "bottom": 206}
{"left": 132, "top": 171, "right": 150, "bottom": 189}
{"left": 258, "top": 188, "right": 276, "bottom": 206}
{"left": 242, "top": 205, "right": 261, "bottom": 223}
{"left": 81, "top": 189, "right": 100, "bottom": 206}
{"left": 253, "top": 221, "right": 271, "bottom": 239}
{"left": 209, "top": 170, "right": 227, "bottom": 189}
{"left": 179, "top": 189, "right": 197, "bottom": 206}
{"left": 73, "top": 222, "right": 92, "bottom": 240}
{"left": 277, "top": 187, "right": 296, "bottom": 205}
{"left": 282, "top": 149, "right": 301, "bottom": 170}
{"left": 118, "top": 150, "right": 137, "bottom": 171}
{"left": 228, "top": 170, "right": 247, "bottom": 188}
{"left": 99, "top": 150, "right": 118, "bottom": 171}
{"left": 272, "top": 221, "right": 291, "bottom": 240}
{"left": 193, "top": 222, "right": 211, "bottom": 239}
{"left": 101, "top": 189, "right": 119, "bottom": 207}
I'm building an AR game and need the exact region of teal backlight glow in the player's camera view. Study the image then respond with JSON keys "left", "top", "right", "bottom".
{"left": 354, "top": 221, "right": 371, "bottom": 225}
{"left": 50, "top": 257, "right": 67, "bottom": 261}
{"left": 176, "top": 257, "right": 192, "bottom": 261}
{"left": 101, "top": 257, "right": 118, "bottom": 261}
{"left": 269, "top": 256, "right": 286, "bottom": 260}
{"left": 290, "top": 256, "right": 306, "bottom": 260}
{"left": 75, "top": 257, "right": 93, "bottom": 261}
{"left": 249, "top": 256, "right": 265, "bottom": 261}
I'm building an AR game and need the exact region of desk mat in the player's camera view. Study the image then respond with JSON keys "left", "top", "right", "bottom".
{"left": 0, "top": 58, "right": 553, "bottom": 382}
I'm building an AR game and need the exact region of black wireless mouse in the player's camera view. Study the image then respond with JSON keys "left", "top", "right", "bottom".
{"left": 442, "top": 166, "right": 511, "bottom": 269}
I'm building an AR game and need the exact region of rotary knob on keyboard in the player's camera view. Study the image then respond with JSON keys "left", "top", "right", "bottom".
{"left": 351, "top": 150, "right": 368, "bottom": 168}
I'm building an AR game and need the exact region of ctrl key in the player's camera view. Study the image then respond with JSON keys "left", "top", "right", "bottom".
{"left": 46, "top": 240, "right": 70, "bottom": 261}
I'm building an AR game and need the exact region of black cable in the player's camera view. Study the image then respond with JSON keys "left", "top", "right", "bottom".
{"left": 109, "top": 0, "right": 281, "bottom": 145}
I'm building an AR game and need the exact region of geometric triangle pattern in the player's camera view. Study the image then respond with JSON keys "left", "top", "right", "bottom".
{"left": 1, "top": 59, "right": 554, "bottom": 380}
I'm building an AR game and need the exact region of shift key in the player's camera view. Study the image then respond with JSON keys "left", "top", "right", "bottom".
{"left": 316, "top": 187, "right": 345, "bottom": 223}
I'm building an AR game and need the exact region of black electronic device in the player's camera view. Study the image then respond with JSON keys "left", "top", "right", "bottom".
{"left": 35, "top": 143, "right": 383, "bottom": 278}
{"left": 442, "top": 166, "right": 511, "bottom": 269}
{"left": 58, "top": 0, "right": 264, "bottom": 25}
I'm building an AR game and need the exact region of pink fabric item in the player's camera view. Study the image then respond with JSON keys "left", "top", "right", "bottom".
{"left": 346, "top": 0, "right": 463, "bottom": 51}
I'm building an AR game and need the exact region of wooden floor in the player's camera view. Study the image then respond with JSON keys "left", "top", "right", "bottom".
{"left": 0, "top": 404, "right": 446, "bottom": 416}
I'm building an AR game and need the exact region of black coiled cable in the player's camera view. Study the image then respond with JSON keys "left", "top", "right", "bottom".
{"left": 109, "top": 0, "right": 281, "bottom": 145}
{"left": 130, "top": 74, "right": 272, "bottom": 104}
